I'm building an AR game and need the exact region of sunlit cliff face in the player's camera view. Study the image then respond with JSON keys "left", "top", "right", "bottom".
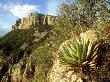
{"left": 12, "top": 13, "right": 57, "bottom": 29}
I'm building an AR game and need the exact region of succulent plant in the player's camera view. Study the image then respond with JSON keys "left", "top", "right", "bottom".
{"left": 59, "top": 38, "right": 99, "bottom": 70}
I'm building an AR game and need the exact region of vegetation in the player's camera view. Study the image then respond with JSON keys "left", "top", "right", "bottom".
{"left": 59, "top": 38, "right": 100, "bottom": 73}
{"left": 0, "top": 0, "right": 110, "bottom": 82}
{"left": 0, "top": 27, "right": 34, "bottom": 52}
{"left": 58, "top": 0, "right": 110, "bottom": 35}
{"left": 56, "top": 1, "right": 110, "bottom": 80}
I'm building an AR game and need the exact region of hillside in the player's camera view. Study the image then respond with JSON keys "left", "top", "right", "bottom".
{"left": 0, "top": 13, "right": 66, "bottom": 82}
{"left": 0, "top": 12, "right": 110, "bottom": 82}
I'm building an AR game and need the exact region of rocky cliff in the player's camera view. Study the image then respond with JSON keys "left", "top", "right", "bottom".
{"left": 0, "top": 13, "right": 60, "bottom": 82}
{"left": 12, "top": 13, "right": 57, "bottom": 29}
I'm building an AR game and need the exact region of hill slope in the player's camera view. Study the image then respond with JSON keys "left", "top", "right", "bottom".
{"left": 0, "top": 13, "right": 110, "bottom": 82}
{"left": 0, "top": 13, "right": 55, "bottom": 81}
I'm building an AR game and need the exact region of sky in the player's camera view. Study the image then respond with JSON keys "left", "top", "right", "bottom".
{"left": 0, "top": 0, "right": 65, "bottom": 36}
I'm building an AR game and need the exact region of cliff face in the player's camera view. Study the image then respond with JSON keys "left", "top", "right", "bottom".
{"left": 12, "top": 13, "right": 57, "bottom": 29}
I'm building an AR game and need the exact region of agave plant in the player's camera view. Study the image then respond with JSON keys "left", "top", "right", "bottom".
{"left": 59, "top": 38, "right": 99, "bottom": 71}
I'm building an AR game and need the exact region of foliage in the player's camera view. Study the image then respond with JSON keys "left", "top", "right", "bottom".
{"left": 0, "top": 0, "right": 110, "bottom": 80}
{"left": 98, "top": 22, "right": 110, "bottom": 42}
{"left": 30, "top": 35, "right": 54, "bottom": 82}
{"left": 30, "top": 45, "right": 53, "bottom": 65}
{"left": 59, "top": 38, "right": 100, "bottom": 73}
{"left": 0, "top": 28, "right": 34, "bottom": 52}
{"left": 30, "top": 20, "right": 77, "bottom": 81}
{"left": 58, "top": 0, "right": 110, "bottom": 31}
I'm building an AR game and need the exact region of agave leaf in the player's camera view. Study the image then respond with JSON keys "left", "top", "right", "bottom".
{"left": 66, "top": 45, "right": 79, "bottom": 61}
{"left": 90, "top": 49, "right": 97, "bottom": 61}
{"left": 76, "top": 40, "right": 82, "bottom": 63}
{"left": 59, "top": 38, "right": 99, "bottom": 69}
{"left": 66, "top": 44, "right": 76, "bottom": 56}
{"left": 86, "top": 42, "right": 99, "bottom": 61}
{"left": 87, "top": 41, "right": 92, "bottom": 54}
{"left": 70, "top": 44, "right": 81, "bottom": 59}
{"left": 69, "top": 43, "right": 79, "bottom": 55}
{"left": 70, "top": 43, "right": 77, "bottom": 55}
{"left": 80, "top": 41, "right": 84, "bottom": 58}
{"left": 76, "top": 39, "right": 85, "bottom": 64}
{"left": 82, "top": 41, "right": 87, "bottom": 60}
{"left": 86, "top": 41, "right": 93, "bottom": 60}
{"left": 63, "top": 55, "right": 78, "bottom": 65}
{"left": 59, "top": 45, "right": 79, "bottom": 65}
{"left": 64, "top": 46, "right": 79, "bottom": 62}
{"left": 68, "top": 43, "right": 77, "bottom": 53}
{"left": 59, "top": 47, "right": 68, "bottom": 56}
{"left": 76, "top": 41, "right": 81, "bottom": 59}
{"left": 78, "top": 45, "right": 83, "bottom": 64}
{"left": 60, "top": 52, "right": 78, "bottom": 65}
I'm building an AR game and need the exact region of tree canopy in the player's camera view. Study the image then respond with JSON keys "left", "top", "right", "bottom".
{"left": 58, "top": 0, "right": 110, "bottom": 28}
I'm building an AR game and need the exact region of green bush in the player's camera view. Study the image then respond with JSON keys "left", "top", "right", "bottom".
{"left": 59, "top": 38, "right": 100, "bottom": 73}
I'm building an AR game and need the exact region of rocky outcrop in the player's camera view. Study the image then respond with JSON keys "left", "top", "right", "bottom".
{"left": 1, "top": 57, "right": 35, "bottom": 82}
{"left": 48, "top": 58, "right": 84, "bottom": 82}
{"left": 0, "top": 27, "right": 50, "bottom": 82}
{"left": 12, "top": 13, "right": 57, "bottom": 29}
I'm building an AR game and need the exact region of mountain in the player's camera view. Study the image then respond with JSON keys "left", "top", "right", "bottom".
{"left": 12, "top": 13, "right": 57, "bottom": 29}
{"left": 0, "top": 13, "right": 58, "bottom": 82}
{"left": 0, "top": 13, "right": 110, "bottom": 82}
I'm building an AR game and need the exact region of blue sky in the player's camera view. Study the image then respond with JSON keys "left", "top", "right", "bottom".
{"left": 0, "top": 0, "right": 65, "bottom": 36}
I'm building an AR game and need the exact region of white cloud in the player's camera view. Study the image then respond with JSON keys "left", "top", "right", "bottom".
{"left": 10, "top": 4, "right": 40, "bottom": 18}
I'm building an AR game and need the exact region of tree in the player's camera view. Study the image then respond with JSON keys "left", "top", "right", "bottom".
{"left": 58, "top": 0, "right": 110, "bottom": 29}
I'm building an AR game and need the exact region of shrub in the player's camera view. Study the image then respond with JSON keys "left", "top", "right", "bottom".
{"left": 59, "top": 38, "right": 100, "bottom": 73}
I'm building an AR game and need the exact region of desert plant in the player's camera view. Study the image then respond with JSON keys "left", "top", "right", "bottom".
{"left": 59, "top": 38, "right": 100, "bottom": 73}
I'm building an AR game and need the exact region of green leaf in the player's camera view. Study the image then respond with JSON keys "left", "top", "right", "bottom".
{"left": 58, "top": 38, "right": 98, "bottom": 69}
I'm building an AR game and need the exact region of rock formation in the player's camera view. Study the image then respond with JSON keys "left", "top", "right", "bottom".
{"left": 12, "top": 13, "right": 57, "bottom": 29}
